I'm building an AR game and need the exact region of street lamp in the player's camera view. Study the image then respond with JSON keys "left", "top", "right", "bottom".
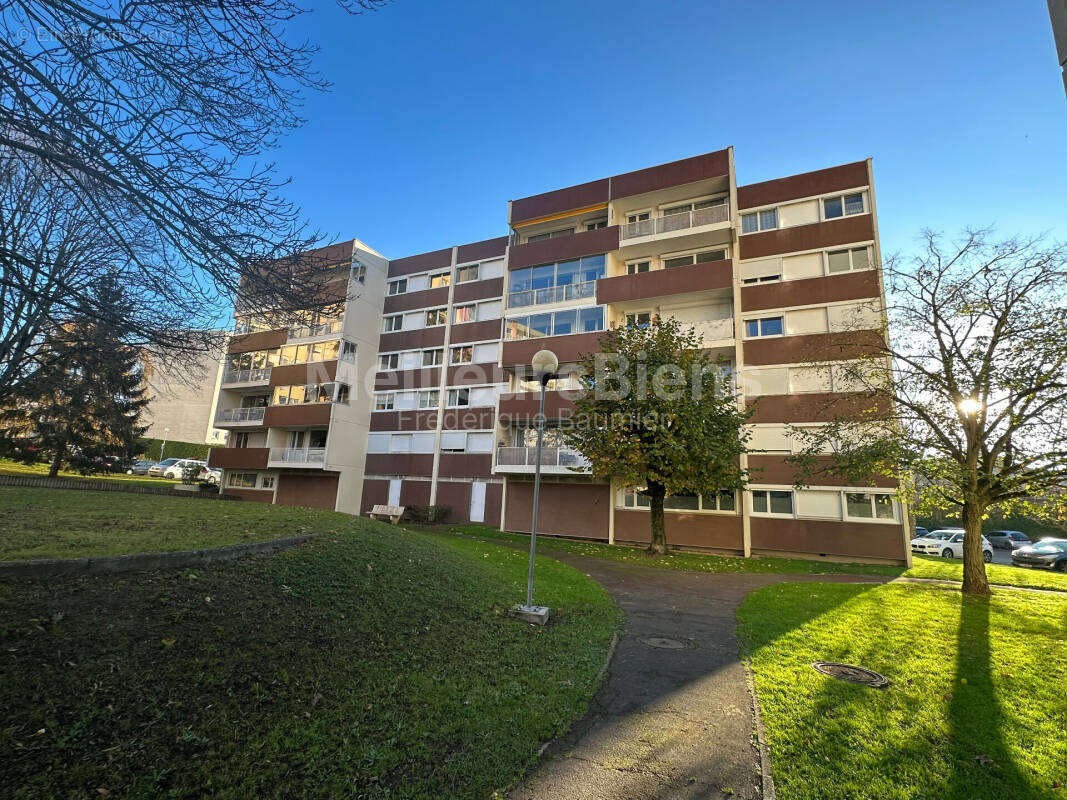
{"left": 160, "top": 427, "right": 170, "bottom": 461}
{"left": 511, "top": 348, "right": 558, "bottom": 627}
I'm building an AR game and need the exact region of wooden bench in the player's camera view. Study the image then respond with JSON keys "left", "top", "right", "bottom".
{"left": 369, "top": 504, "right": 405, "bottom": 525}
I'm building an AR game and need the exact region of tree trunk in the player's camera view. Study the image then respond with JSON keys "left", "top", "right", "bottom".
{"left": 47, "top": 450, "right": 62, "bottom": 478}
{"left": 961, "top": 500, "right": 991, "bottom": 597}
{"left": 647, "top": 482, "right": 668, "bottom": 555}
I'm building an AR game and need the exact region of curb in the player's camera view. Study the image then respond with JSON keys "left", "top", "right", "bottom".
{"left": 745, "top": 657, "right": 777, "bottom": 800}
{"left": 0, "top": 535, "right": 315, "bottom": 580}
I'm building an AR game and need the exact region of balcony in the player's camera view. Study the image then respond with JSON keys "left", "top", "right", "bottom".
{"left": 689, "top": 318, "right": 734, "bottom": 346}
{"left": 495, "top": 446, "right": 590, "bottom": 475}
{"left": 288, "top": 320, "right": 342, "bottom": 341}
{"left": 596, "top": 259, "right": 733, "bottom": 305}
{"left": 621, "top": 204, "right": 730, "bottom": 241}
{"left": 268, "top": 447, "right": 326, "bottom": 467}
{"left": 222, "top": 367, "right": 271, "bottom": 385}
{"left": 508, "top": 279, "right": 596, "bottom": 309}
{"left": 215, "top": 407, "right": 266, "bottom": 426}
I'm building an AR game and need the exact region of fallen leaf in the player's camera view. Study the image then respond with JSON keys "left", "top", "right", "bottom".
{"left": 161, "top": 637, "right": 176, "bottom": 647}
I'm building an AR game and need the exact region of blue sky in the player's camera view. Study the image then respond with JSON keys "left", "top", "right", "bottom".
{"left": 277, "top": 0, "right": 1066, "bottom": 261}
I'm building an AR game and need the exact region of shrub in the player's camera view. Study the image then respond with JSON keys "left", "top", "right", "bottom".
{"left": 403, "top": 505, "right": 452, "bottom": 524}
{"left": 137, "top": 438, "right": 217, "bottom": 461}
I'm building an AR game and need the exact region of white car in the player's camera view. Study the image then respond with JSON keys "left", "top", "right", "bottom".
{"left": 162, "top": 458, "right": 208, "bottom": 480}
{"left": 910, "top": 528, "right": 962, "bottom": 552}
{"left": 914, "top": 530, "right": 993, "bottom": 562}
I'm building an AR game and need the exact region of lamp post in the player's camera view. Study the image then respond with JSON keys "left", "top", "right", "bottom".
{"left": 511, "top": 348, "right": 558, "bottom": 626}
{"left": 159, "top": 427, "right": 170, "bottom": 461}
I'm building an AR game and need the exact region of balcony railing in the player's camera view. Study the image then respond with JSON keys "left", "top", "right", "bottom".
{"left": 222, "top": 367, "right": 271, "bottom": 384}
{"left": 496, "top": 445, "right": 590, "bottom": 472}
{"left": 269, "top": 447, "right": 326, "bottom": 465}
{"left": 507, "top": 279, "right": 596, "bottom": 309}
{"left": 621, "top": 205, "right": 730, "bottom": 240}
{"left": 215, "top": 407, "right": 266, "bottom": 423}
{"left": 288, "top": 320, "right": 342, "bottom": 340}
{"left": 690, "top": 318, "right": 734, "bottom": 343}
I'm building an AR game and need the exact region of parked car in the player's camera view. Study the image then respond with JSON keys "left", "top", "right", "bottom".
{"left": 126, "top": 459, "right": 157, "bottom": 476}
{"left": 198, "top": 466, "right": 222, "bottom": 485}
{"left": 162, "top": 459, "right": 207, "bottom": 480}
{"left": 985, "top": 530, "right": 1031, "bottom": 550}
{"left": 914, "top": 531, "right": 993, "bottom": 562}
{"left": 1011, "top": 539, "right": 1067, "bottom": 571}
{"left": 914, "top": 526, "right": 930, "bottom": 538}
{"left": 910, "top": 528, "right": 962, "bottom": 552}
{"left": 147, "top": 458, "right": 181, "bottom": 477}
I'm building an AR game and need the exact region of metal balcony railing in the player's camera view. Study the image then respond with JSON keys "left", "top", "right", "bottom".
{"left": 288, "top": 320, "right": 342, "bottom": 340}
{"left": 222, "top": 367, "right": 271, "bottom": 384}
{"left": 269, "top": 447, "right": 326, "bottom": 464}
{"left": 496, "top": 446, "right": 590, "bottom": 471}
{"left": 507, "top": 279, "right": 596, "bottom": 309}
{"left": 621, "top": 204, "right": 730, "bottom": 240}
{"left": 215, "top": 407, "right": 266, "bottom": 423}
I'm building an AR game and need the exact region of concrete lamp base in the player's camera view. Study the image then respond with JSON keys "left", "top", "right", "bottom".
{"left": 509, "top": 604, "right": 550, "bottom": 626}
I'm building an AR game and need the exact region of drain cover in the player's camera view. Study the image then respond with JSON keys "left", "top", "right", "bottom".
{"left": 638, "top": 636, "right": 691, "bottom": 650}
{"left": 812, "top": 661, "right": 889, "bottom": 688}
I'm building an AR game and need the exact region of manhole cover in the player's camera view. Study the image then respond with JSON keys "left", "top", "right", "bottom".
{"left": 638, "top": 636, "right": 692, "bottom": 650}
{"left": 812, "top": 661, "right": 889, "bottom": 688}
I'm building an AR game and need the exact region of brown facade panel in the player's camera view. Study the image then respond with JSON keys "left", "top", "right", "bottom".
{"left": 737, "top": 161, "right": 869, "bottom": 210}
{"left": 498, "top": 391, "right": 577, "bottom": 421}
{"left": 374, "top": 367, "right": 441, "bottom": 391}
{"left": 510, "top": 178, "right": 610, "bottom": 225}
{"left": 456, "top": 236, "right": 508, "bottom": 263}
{"left": 269, "top": 360, "right": 338, "bottom": 387}
{"left": 484, "top": 482, "right": 503, "bottom": 527}
{"left": 738, "top": 215, "right": 875, "bottom": 261}
{"left": 360, "top": 479, "right": 390, "bottom": 515}
{"left": 746, "top": 392, "right": 889, "bottom": 424}
{"left": 449, "top": 318, "right": 503, "bottom": 344}
{"left": 365, "top": 453, "right": 434, "bottom": 477}
{"left": 400, "top": 479, "right": 431, "bottom": 507}
{"left": 222, "top": 488, "right": 275, "bottom": 503}
{"left": 228, "top": 328, "right": 288, "bottom": 354}
{"left": 453, "top": 277, "right": 505, "bottom": 304}
{"left": 389, "top": 248, "right": 453, "bottom": 277}
{"left": 747, "top": 454, "right": 897, "bottom": 488}
{"left": 749, "top": 517, "right": 907, "bottom": 562}
{"left": 507, "top": 226, "right": 619, "bottom": 270}
{"left": 262, "top": 403, "right": 332, "bottom": 428}
{"left": 434, "top": 481, "right": 471, "bottom": 521}
{"left": 500, "top": 331, "right": 602, "bottom": 367}
{"left": 742, "top": 330, "right": 884, "bottom": 366}
{"left": 741, "top": 270, "right": 882, "bottom": 313}
{"left": 369, "top": 410, "right": 439, "bottom": 432}
{"left": 378, "top": 326, "right": 446, "bottom": 352}
{"left": 613, "top": 509, "right": 744, "bottom": 551}
{"left": 208, "top": 447, "right": 270, "bottom": 470}
{"left": 440, "top": 407, "right": 497, "bottom": 430}
{"left": 446, "top": 363, "right": 507, "bottom": 386}
{"left": 275, "top": 473, "right": 339, "bottom": 511}
{"left": 596, "top": 260, "right": 732, "bottom": 305}
{"left": 383, "top": 286, "right": 450, "bottom": 314}
{"left": 608, "top": 149, "right": 730, "bottom": 201}
{"left": 438, "top": 454, "right": 493, "bottom": 479}
{"left": 503, "top": 481, "right": 610, "bottom": 539}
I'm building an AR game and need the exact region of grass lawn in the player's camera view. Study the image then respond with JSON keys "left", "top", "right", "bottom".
{"left": 0, "top": 518, "right": 620, "bottom": 798}
{"left": 426, "top": 524, "right": 1067, "bottom": 593}
{"left": 738, "top": 583, "right": 1067, "bottom": 799}
{"left": 0, "top": 457, "right": 177, "bottom": 489}
{"left": 0, "top": 487, "right": 358, "bottom": 560}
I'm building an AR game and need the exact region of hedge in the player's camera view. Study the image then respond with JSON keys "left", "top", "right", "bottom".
{"left": 136, "top": 438, "right": 218, "bottom": 461}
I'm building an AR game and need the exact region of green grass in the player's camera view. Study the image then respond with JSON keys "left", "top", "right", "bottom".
{"left": 738, "top": 583, "right": 1067, "bottom": 800}
{"left": 426, "top": 524, "right": 1067, "bottom": 593}
{"left": 0, "top": 487, "right": 356, "bottom": 560}
{"left": 0, "top": 518, "right": 620, "bottom": 798}
{"left": 0, "top": 457, "right": 178, "bottom": 489}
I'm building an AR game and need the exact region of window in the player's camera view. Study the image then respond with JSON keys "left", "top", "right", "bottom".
{"left": 663, "top": 249, "right": 727, "bottom": 269}
{"left": 586, "top": 219, "right": 608, "bottom": 230}
{"left": 425, "top": 308, "right": 447, "bottom": 326}
{"left": 453, "top": 304, "right": 475, "bottom": 324}
{"left": 742, "top": 274, "right": 782, "bottom": 285}
{"left": 627, "top": 211, "right": 650, "bottom": 223}
{"left": 751, "top": 489, "right": 794, "bottom": 515}
{"left": 450, "top": 345, "right": 473, "bottom": 364}
{"left": 455, "top": 264, "right": 479, "bottom": 283}
{"left": 387, "top": 278, "right": 407, "bottom": 295}
{"left": 440, "top": 431, "right": 467, "bottom": 452}
{"left": 351, "top": 264, "right": 366, "bottom": 284}
{"left": 446, "top": 388, "right": 470, "bottom": 407}
{"left": 340, "top": 340, "right": 357, "bottom": 362}
{"left": 422, "top": 348, "right": 443, "bottom": 367}
{"left": 504, "top": 307, "right": 604, "bottom": 340}
{"left": 260, "top": 475, "right": 275, "bottom": 489}
{"left": 627, "top": 260, "right": 651, "bottom": 275}
{"left": 383, "top": 314, "right": 402, "bottom": 332}
{"left": 663, "top": 492, "right": 700, "bottom": 510}
{"left": 335, "top": 383, "right": 350, "bottom": 404}
{"left": 379, "top": 353, "right": 399, "bottom": 370}
{"left": 744, "top": 316, "right": 784, "bottom": 337}
{"left": 375, "top": 392, "right": 395, "bottom": 411}
{"left": 625, "top": 311, "right": 652, "bottom": 328}
{"left": 508, "top": 254, "right": 606, "bottom": 308}
{"left": 527, "top": 227, "right": 574, "bottom": 243}
{"left": 845, "top": 492, "right": 896, "bottom": 520}
{"left": 741, "top": 208, "right": 778, "bottom": 234}
{"left": 701, "top": 490, "right": 737, "bottom": 511}
{"left": 231, "top": 432, "right": 249, "bottom": 448}
{"left": 661, "top": 197, "right": 727, "bottom": 216}
{"left": 429, "top": 271, "right": 451, "bottom": 288}
{"left": 227, "top": 472, "right": 257, "bottom": 488}
{"left": 826, "top": 246, "right": 872, "bottom": 274}
{"left": 417, "top": 390, "right": 439, "bottom": 409}
{"left": 823, "top": 192, "right": 866, "bottom": 220}
{"left": 620, "top": 487, "right": 737, "bottom": 512}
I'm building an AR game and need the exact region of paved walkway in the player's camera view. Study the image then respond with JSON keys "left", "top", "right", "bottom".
{"left": 509, "top": 553, "right": 888, "bottom": 800}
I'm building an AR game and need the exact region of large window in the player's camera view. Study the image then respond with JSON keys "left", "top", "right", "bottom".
{"left": 663, "top": 248, "right": 728, "bottom": 269}
{"left": 422, "top": 348, "right": 443, "bottom": 367}
{"left": 417, "top": 390, "right": 439, "bottom": 409}
{"left": 455, "top": 264, "right": 479, "bottom": 283}
{"left": 661, "top": 197, "right": 726, "bottom": 216}
{"left": 824, "top": 192, "right": 866, "bottom": 220}
{"left": 387, "top": 278, "right": 407, "bottom": 295}
{"left": 450, "top": 345, "right": 473, "bottom": 364}
{"left": 744, "top": 316, "right": 784, "bottom": 338}
{"left": 619, "top": 488, "right": 737, "bottom": 512}
{"left": 453, "top": 304, "right": 475, "bottom": 324}
{"left": 428, "top": 271, "right": 450, "bottom": 288}
{"left": 425, "top": 308, "right": 447, "bottom": 327}
{"left": 375, "top": 392, "right": 395, "bottom": 411}
{"left": 751, "top": 489, "right": 794, "bottom": 516}
{"left": 827, "top": 246, "right": 872, "bottom": 274}
{"left": 504, "top": 306, "right": 604, "bottom": 340}
{"left": 845, "top": 492, "right": 896, "bottom": 520}
{"left": 508, "top": 254, "right": 606, "bottom": 308}
{"left": 741, "top": 208, "right": 778, "bottom": 234}
{"left": 527, "top": 227, "right": 574, "bottom": 243}
{"left": 271, "top": 382, "right": 336, "bottom": 405}
{"left": 383, "top": 314, "right": 402, "bottom": 332}
{"left": 228, "top": 472, "right": 257, "bottom": 488}
{"left": 446, "top": 388, "right": 470, "bottom": 407}
{"left": 379, "top": 353, "right": 399, "bottom": 370}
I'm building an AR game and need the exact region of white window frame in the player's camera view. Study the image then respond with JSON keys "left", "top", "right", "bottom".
{"left": 661, "top": 246, "right": 729, "bottom": 270}
{"left": 453, "top": 304, "right": 476, "bottom": 324}
{"left": 626, "top": 259, "right": 651, "bottom": 275}
{"left": 822, "top": 191, "right": 868, "bottom": 221}
{"left": 750, "top": 488, "right": 796, "bottom": 517}
{"left": 383, "top": 314, "right": 402, "bottom": 333}
{"left": 259, "top": 474, "right": 275, "bottom": 490}
{"left": 617, "top": 486, "right": 739, "bottom": 515}
{"left": 624, "top": 310, "right": 653, "bottom": 328}
{"left": 446, "top": 388, "right": 470, "bottom": 408}
{"left": 626, "top": 209, "right": 651, "bottom": 224}
{"left": 842, "top": 490, "right": 898, "bottom": 523}
{"left": 455, "top": 264, "right": 479, "bottom": 283}
{"left": 825, "top": 245, "right": 874, "bottom": 275}
{"left": 422, "top": 348, "right": 443, "bottom": 367}
{"left": 428, "top": 271, "right": 451, "bottom": 288}
{"left": 374, "top": 392, "right": 395, "bottom": 411}
{"left": 416, "top": 390, "right": 439, "bottom": 409}
{"left": 387, "top": 278, "right": 407, "bottom": 295}
{"left": 450, "top": 345, "right": 473, "bottom": 364}
{"left": 740, "top": 206, "right": 779, "bottom": 235}
{"left": 379, "top": 353, "right": 399, "bottom": 371}
{"left": 658, "top": 193, "right": 728, "bottom": 217}
{"left": 742, "top": 315, "right": 785, "bottom": 339}
{"left": 425, "top": 308, "right": 447, "bottom": 327}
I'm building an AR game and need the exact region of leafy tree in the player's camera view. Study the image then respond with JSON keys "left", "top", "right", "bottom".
{"left": 566, "top": 316, "right": 750, "bottom": 555}
{"left": 1, "top": 276, "right": 149, "bottom": 476}
{"left": 789, "top": 231, "right": 1067, "bottom": 596}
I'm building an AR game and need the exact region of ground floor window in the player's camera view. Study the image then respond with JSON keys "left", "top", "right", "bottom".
{"left": 844, "top": 492, "right": 896, "bottom": 520}
{"left": 260, "top": 475, "right": 275, "bottom": 489}
{"left": 227, "top": 472, "right": 257, "bottom": 488}
{"left": 751, "top": 489, "right": 794, "bottom": 516}
{"left": 619, "top": 487, "right": 738, "bottom": 513}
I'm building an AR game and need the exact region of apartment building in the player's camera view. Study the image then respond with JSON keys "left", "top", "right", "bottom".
{"left": 208, "top": 149, "right": 909, "bottom": 564}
